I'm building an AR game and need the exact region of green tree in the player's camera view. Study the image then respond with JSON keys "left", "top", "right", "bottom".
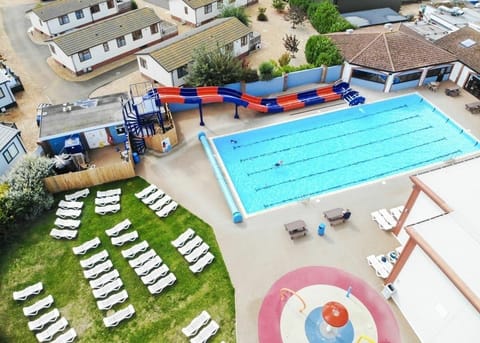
{"left": 258, "top": 61, "right": 275, "bottom": 80}
{"left": 219, "top": 6, "right": 251, "bottom": 26}
{"left": 186, "top": 45, "right": 243, "bottom": 86}
{"left": 288, "top": 0, "right": 313, "bottom": 12}
{"left": 285, "top": 4, "right": 307, "bottom": 29}
{"left": 0, "top": 155, "right": 55, "bottom": 230}
{"left": 272, "top": 0, "right": 287, "bottom": 12}
{"left": 305, "top": 35, "right": 343, "bottom": 66}
{"left": 308, "top": 1, "right": 354, "bottom": 33}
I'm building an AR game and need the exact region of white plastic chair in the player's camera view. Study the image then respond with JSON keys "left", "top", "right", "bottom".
{"left": 103, "top": 304, "right": 135, "bottom": 328}
{"left": 65, "top": 188, "right": 89, "bottom": 201}
{"left": 141, "top": 189, "right": 165, "bottom": 205}
{"left": 171, "top": 228, "right": 195, "bottom": 248}
{"left": 95, "top": 195, "right": 120, "bottom": 206}
{"left": 23, "top": 295, "right": 54, "bottom": 317}
{"left": 89, "top": 270, "right": 120, "bottom": 289}
{"left": 54, "top": 218, "right": 80, "bottom": 229}
{"left": 28, "top": 308, "right": 60, "bottom": 331}
{"left": 97, "top": 290, "right": 129, "bottom": 311}
{"left": 140, "top": 264, "right": 170, "bottom": 285}
{"left": 97, "top": 188, "right": 121, "bottom": 198}
{"left": 58, "top": 200, "right": 83, "bottom": 210}
{"left": 147, "top": 273, "right": 176, "bottom": 295}
{"left": 128, "top": 249, "right": 157, "bottom": 268}
{"left": 56, "top": 208, "right": 82, "bottom": 219}
{"left": 111, "top": 231, "right": 138, "bottom": 247}
{"left": 105, "top": 219, "right": 132, "bottom": 237}
{"left": 121, "top": 240, "right": 149, "bottom": 259}
{"left": 72, "top": 237, "right": 100, "bottom": 255}
{"left": 50, "top": 228, "right": 77, "bottom": 240}
{"left": 135, "top": 184, "right": 157, "bottom": 199}
{"left": 156, "top": 201, "right": 178, "bottom": 218}
{"left": 35, "top": 317, "right": 68, "bottom": 343}
{"left": 134, "top": 255, "right": 163, "bottom": 276}
{"left": 83, "top": 260, "right": 113, "bottom": 279}
{"left": 190, "top": 320, "right": 219, "bottom": 343}
{"left": 178, "top": 236, "right": 203, "bottom": 256}
{"left": 51, "top": 327, "right": 77, "bottom": 343}
{"left": 189, "top": 252, "right": 215, "bottom": 274}
{"left": 181, "top": 310, "right": 211, "bottom": 337}
{"left": 95, "top": 204, "right": 121, "bottom": 215}
{"left": 149, "top": 195, "right": 172, "bottom": 211}
{"left": 185, "top": 242, "right": 209, "bottom": 264}
{"left": 92, "top": 278, "right": 123, "bottom": 299}
{"left": 80, "top": 250, "right": 109, "bottom": 269}
{"left": 13, "top": 281, "right": 43, "bottom": 301}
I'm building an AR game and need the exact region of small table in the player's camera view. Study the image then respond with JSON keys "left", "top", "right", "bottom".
{"left": 427, "top": 82, "right": 440, "bottom": 92}
{"left": 323, "top": 208, "right": 345, "bottom": 226}
{"left": 445, "top": 87, "right": 460, "bottom": 97}
{"left": 284, "top": 220, "right": 307, "bottom": 240}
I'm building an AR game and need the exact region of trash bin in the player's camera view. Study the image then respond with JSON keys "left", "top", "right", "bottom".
{"left": 132, "top": 152, "right": 140, "bottom": 164}
{"left": 382, "top": 283, "right": 396, "bottom": 300}
{"left": 317, "top": 223, "right": 326, "bottom": 236}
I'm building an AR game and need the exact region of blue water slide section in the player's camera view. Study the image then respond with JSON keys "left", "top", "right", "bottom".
{"left": 198, "top": 132, "right": 243, "bottom": 223}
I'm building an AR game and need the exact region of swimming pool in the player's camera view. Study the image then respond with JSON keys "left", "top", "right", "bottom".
{"left": 211, "top": 93, "right": 480, "bottom": 215}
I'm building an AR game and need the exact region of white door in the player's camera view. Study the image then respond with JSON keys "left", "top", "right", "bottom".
{"left": 84, "top": 128, "right": 110, "bottom": 149}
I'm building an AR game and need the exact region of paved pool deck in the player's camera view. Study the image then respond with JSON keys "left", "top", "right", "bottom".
{"left": 135, "top": 83, "right": 480, "bottom": 343}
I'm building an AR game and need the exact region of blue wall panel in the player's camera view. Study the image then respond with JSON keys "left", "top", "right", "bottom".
{"left": 325, "top": 66, "right": 342, "bottom": 83}
{"left": 287, "top": 68, "right": 323, "bottom": 88}
{"left": 245, "top": 77, "right": 283, "bottom": 96}
{"left": 350, "top": 78, "right": 384, "bottom": 91}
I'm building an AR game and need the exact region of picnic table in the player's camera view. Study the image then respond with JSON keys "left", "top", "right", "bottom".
{"left": 323, "top": 208, "right": 349, "bottom": 226}
{"left": 284, "top": 220, "right": 307, "bottom": 240}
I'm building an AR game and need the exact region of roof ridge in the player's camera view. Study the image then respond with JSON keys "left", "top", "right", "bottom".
{"left": 350, "top": 32, "right": 382, "bottom": 61}
{"left": 383, "top": 33, "right": 395, "bottom": 72}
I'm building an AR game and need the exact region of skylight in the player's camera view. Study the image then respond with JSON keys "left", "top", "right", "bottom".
{"left": 460, "top": 38, "right": 476, "bottom": 48}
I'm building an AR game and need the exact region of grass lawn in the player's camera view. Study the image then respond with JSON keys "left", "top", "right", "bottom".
{"left": 0, "top": 177, "right": 235, "bottom": 342}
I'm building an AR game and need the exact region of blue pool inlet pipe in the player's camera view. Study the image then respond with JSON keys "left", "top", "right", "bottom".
{"left": 198, "top": 132, "right": 243, "bottom": 223}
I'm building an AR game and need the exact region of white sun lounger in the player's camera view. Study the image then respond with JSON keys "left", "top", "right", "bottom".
{"left": 65, "top": 188, "right": 89, "bottom": 201}
{"left": 95, "top": 204, "right": 121, "bottom": 215}
{"left": 135, "top": 184, "right": 158, "bottom": 199}
{"left": 156, "top": 201, "right": 178, "bottom": 218}
{"left": 111, "top": 231, "right": 138, "bottom": 247}
{"left": 189, "top": 252, "right": 215, "bottom": 274}
{"left": 105, "top": 219, "right": 132, "bottom": 237}
{"left": 97, "top": 188, "right": 121, "bottom": 198}
{"left": 379, "top": 208, "right": 397, "bottom": 227}
{"left": 390, "top": 205, "right": 405, "bottom": 221}
{"left": 140, "top": 264, "right": 170, "bottom": 285}
{"left": 134, "top": 255, "right": 163, "bottom": 276}
{"left": 95, "top": 195, "right": 120, "bottom": 206}
{"left": 51, "top": 327, "right": 77, "bottom": 343}
{"left": 366, "top": 255, "right": 392, "bottom": 279}
{"left": 128, "top": 249, "right": 157, "bottom": 268}
{"left": 50, "top": 228, "right": 77, "bottom": 240}
{"left": 56, "top": 208, "right": 82, "bottom": 219}
{"left": 97, "top": 289, "right": 129, "bottom": 311}
{"left": 147, "top": 273, "right": 176, "bottom": 295}
{"left": 171, "top": 228, "right": 195, "bottom": 248}
{"left": 149, "top": 195, "right": 172, "bottom": 211}
{"left": 35, "top": 317, "right": 68, "bottom": 343}
{"left": 13, "top": 281, "right": 43, "bottom": 301}
{"left": 185, "top": 242, "right": 209, "bottom": 264}
{"left": 178, "top": 236, "right": 203, "bottom": 256}
{"left": 371, "top": 211, "right": 394, "bottom": 231}
{"left": 89, "top": 270, "right": 120, "bottom": 289}
{"left": 72, "top": 237, "right": 101, "bottom": 255}
{"left": 28, "top": 308, "right": 60, "bottom": 331}
{"left": 23, "top": 295, "right": 54, "bottom": 317}
{"left": 141, "top": 189, "right": 165, "bottom": 205}
{"left": 181, "top": 310, "right": 211, "bottom": 337}
{"left": 92, "top": 278, "right": 123, "bottom": 299}
{"left": 121, "top": 240, "right": 149, "bottom": 259}
{"left": 58, "top": 200, "right": 83, "bottom": 210}
{"left": 83, "top": 260, "right": 113, "bottom": 279}
{"left": 190, "top": 319, "right": 220, "bottom": 343}
{"left": 80, "top": 250, "right": 109, "bottom": 269}
{"left": 54, "top": 218, "right": 80, "bottom": 229}
{"left": 103, "top": 304, "right": 135, "bottom": 328}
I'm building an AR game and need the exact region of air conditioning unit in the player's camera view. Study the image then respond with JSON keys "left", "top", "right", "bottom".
{"left": 255, "top": 43, "right": 261, "bottom": 50}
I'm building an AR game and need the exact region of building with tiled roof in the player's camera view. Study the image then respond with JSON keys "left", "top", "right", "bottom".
{"left": 28, "top": 0, "right": 132, "bottom": 37}
{"left": 47, "top": 8, "right": 178, "bottom": 76}
{"left": 136, "top": 17, "right": 258, "bottom": 87}
{"left": 435, "top": 26, "right": 480, "bottom": 99}
{"left": 326, "top": 24, "right": 458, "bottom": 92}
{"left": 168, "top": 0, "right": 256, "bottom": 27}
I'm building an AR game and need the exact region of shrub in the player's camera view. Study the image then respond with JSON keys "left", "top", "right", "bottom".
{"left": 131, "top": 0, "right": 138, "bottom": 10}
{"left": 242, "top": 68, "right": 259, "bottom": 82}
{"left": 278, "top": 52, "right": 291, "bottom": 67}
{"left": 0, "top": 155, "right": 55, "bottom": 229}
{"left": 308, "top": 1, "right": 354, "bottom": 33}
{"left": 257, "top": 7, "right": 268, "bottom": 21}
{"left": 258, "top": 61, "right": 275, "bottom": 80}
{"left": 219, "top": 6, "right": 251, "bottom": 26}
{"left": 272, "top": 0, "right": 287, "bottom": 12}
{"left": 305, "top": 35, "right": 343, "bottom": 66}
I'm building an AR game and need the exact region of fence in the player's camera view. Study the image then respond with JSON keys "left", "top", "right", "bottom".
{"left": 44, "top": 160, "right": 135, "bottom": 193}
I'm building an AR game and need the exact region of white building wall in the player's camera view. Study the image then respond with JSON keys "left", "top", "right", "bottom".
{"left": 137, "top": 55, "right": 174, "bottom": 86}
{"left": 49, "top": 43, "right": 77, "bottom": 73}
{"left": 392, "top": 246, "right": 480, "bottom": 343}
{"left": 169, "top": 0, "right": 197, "bottom": 25}
{"left": 456, "top": 64, "right": 475, "bottom": 88}
{"left": 44, "top": 10, "right": 94, "bottom": 36}
{"left": 29, "top": 12, "right": 54, "bottom": 36}
{"left": 449, "top": 61, "right": 463, "bottom": 83}
{"left": 92, "top": 1, "right": 118, "bottom": 21}
{"left": 0, "top": 83, "right": 16, "bottom": 108}
{"left": 194, "top": 4, "right": 220, "bottom": 25}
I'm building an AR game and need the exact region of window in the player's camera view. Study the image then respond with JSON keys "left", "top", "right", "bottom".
{"left": 393, "top": 71, "right": 422, "bottom": 84}
{"left": 217, "top": 0, "right": 223, "bottom": 9}
{"left": 78, "top": 49, "right": 92, "bottom": 62}
{"left": 91, "top": 4, "right": 100, "bottom": 13}
{"left": 58, "top": 15, "right": 69, "bottom": 25}
{"left": 3, "top": 142, "right": 19, "bottom": 164}
{"left": 75, "top": 10, "right": 84, "bottom": 19}
{"left": 224, "top": 42, "right": 233, "bottom": 51}
{"left": 132, "top": 29, "right": 143, "bottom": 41}
{"left": 0, "top": 87, "right": 4, "bottom": 99}
{"left": 49, "top": 44, "right": 56, "bottom": 54}
{"left": 351, "top": 69, "right": 387, "bottom": 84}
{"left": 204, "top": 3, "right": 212, "bottom": 14}
{"left": 184, "top": 6, "right": 188, "bottom": 14}
{"left": 177, "top": 65, "right": 188, "bottom": 78}
{"left": 150, "top": 23, "right": 159, "bottom": 34}
{"left": 116, "top": 36, "right": 126, "bottom": 48}
{"left": 103, "top": 42, "right": 109, "bottom": 52}
{"left": 139, "top": 57, "right": 147, "bottom": 69}
{"left": 241, "top": 35, "right": 248, "bottom": 46}
{"left": 107, "top": 0, "right": 114, "bottom": 9}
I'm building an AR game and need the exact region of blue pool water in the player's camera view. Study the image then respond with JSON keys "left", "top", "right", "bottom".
{"left": 212, "top": 94, "right": 480, "bottom": 215}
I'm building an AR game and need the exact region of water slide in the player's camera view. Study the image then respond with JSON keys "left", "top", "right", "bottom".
{"left": 147, "top": 82, "right": 364, "bottom": 113}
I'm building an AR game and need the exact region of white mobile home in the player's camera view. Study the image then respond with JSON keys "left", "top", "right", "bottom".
{"left": 47, "top": 8, "right": 178, "bottom": 76}
{"left": 136, "top": 17, "right": 257, "bottom": 86}
{"left": 0, "top": 74, "right": 16, "bottom": 110}
{"left": 0, "top": 123, "right": 27, "bottom": 177}
{"left": 29, "top": 0, "right": 131, "bottom": 37}
{"left": 168, "top": 0, "right": 256, "bottom": 27}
